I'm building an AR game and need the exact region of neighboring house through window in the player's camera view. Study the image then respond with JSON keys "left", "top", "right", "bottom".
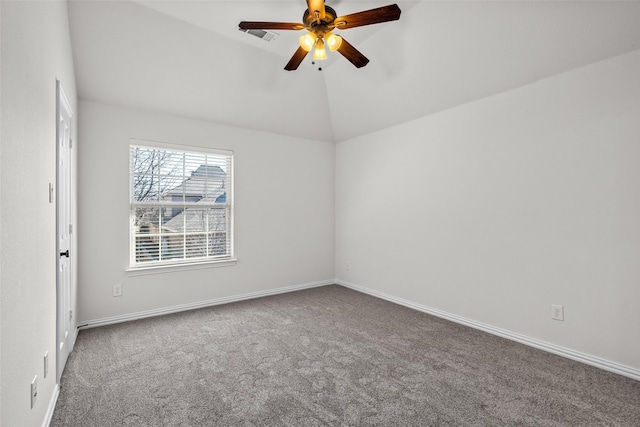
{"left": 129, "top": 140, "right": 234, "bottom": 268}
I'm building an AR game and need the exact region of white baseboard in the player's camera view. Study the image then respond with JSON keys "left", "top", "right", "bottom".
{"left": 335, "top": 279, "right": 640, "bottom": 382}
{"left": 71, "top": 323, "right": 79, "bottom": 351}
{"left": 43, "top": 383, "right": 59, "bottom": 427}
{"left": 76, "top": 278, "right": 639, "bottom": 381}
{"left": 78, "top": 279, "right": 333, "bottom": 330}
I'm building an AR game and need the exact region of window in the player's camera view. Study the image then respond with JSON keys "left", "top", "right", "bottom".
{"left": 129, "top": 140, "right": 234, "bottom": 269}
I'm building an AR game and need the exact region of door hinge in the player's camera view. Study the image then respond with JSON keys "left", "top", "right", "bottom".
{"left": 69, "top": 138, "right": 73, "bottom": 149}
{"left": 69, "top": 224, "right": 73, "bottom": 234}
{"left": 69, "top": 310, "right": 73, "bottom": 321}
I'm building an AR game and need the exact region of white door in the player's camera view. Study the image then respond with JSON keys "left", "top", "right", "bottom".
{"left": 56, "top": 81, "right": 73, "bottom": 383}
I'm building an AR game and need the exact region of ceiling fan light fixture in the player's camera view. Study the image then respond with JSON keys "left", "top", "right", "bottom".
{"left": 299, "top": 33, "right": 316, "bottom": 52}
{"left": 313, "top": 39, "right": 327, "bottom": 60}
{"left": 239, "top": 2, "right": 402, "bottom": 71}
{"left": 325, "top": 32, "right": 342, "bottom": 51}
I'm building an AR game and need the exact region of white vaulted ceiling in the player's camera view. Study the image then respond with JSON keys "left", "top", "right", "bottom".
{"left": 68, "top": 0, "right": 640, "bottom": 142}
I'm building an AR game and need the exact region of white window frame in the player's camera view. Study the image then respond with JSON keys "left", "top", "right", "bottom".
{"left": 127, "top": 139, "right": 235, "bottom": 273}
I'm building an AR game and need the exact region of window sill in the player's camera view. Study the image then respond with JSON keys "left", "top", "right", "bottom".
{"left": 126, "top": 259, "right": 237, "bottom": 276}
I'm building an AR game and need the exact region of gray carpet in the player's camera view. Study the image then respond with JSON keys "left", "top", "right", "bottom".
{"left": 52, "top": 285, "right": 640, "bottom": 426}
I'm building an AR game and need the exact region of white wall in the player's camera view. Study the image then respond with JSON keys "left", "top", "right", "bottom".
{"left": 336, "top": 50, "right": 640, "bottom": 371}
{"left": 77, "top": 101, "right": 335, "bottom": 323}
{"left": 1, "top": 1, "right": 78, "bottom": 426}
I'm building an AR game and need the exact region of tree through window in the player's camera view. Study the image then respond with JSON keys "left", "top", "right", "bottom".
{"left": 129, "top": 141, "right": 234, "bottom": 267}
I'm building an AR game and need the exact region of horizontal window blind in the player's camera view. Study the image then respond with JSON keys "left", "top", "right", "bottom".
{"left": 129, "top": 143, "right": 233, "bottom": 267}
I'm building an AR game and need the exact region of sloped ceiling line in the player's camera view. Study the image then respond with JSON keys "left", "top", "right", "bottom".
{"left": 68, "top": 1, "right": 640, "bottom": 142}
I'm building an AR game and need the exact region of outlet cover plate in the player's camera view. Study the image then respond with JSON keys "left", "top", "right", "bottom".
{"left": 551, "top": 304, "right": 564, "bottom": 321}
{"left": 44, "top": 352, "right": 49, "bottom": 378}
{"left": 31, "top": 375, "right": 38, "bottom": 408}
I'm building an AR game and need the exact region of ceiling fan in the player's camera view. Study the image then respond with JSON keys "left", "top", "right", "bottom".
{"left": 239, "top": 0, "right": 401, "bottom": 71}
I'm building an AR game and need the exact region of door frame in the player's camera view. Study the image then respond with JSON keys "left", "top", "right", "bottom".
{"left": 56, "top": 80, "right": 74, "bottom": 383}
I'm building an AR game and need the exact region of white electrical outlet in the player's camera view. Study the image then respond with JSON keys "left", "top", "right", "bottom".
{"left": 551, "top": 304, "right": 564, "bottom": 321}
{"left": 113, "top": 283, "right": 122, "bottom": 297}
{"left": 31, "top": 375, "right": 38, "bottom": 409}
{"left": 44, "top": 352, "right": 49, "bottom": 378}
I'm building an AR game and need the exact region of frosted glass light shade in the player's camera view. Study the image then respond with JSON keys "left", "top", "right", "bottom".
{"left": 325, "top": 32, "right": 342, "bottom": 51}
{"left": 313, "top": 39, "right": 327, "bottom": 60}
{"left": 299, "top": 33, "right": 315, "bottom": 52}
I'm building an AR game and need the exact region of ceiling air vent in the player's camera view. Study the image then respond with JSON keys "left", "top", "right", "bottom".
{"left": 240, "top": 28, "right": 278, "bottom": 42}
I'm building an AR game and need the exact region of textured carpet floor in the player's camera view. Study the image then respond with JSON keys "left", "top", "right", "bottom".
{"left": 52, "top": 285, "right": 640, "bottom": 426}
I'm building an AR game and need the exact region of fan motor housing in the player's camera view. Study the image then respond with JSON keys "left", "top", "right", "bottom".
{"left": 303, "top": 5, "right": 338, "bottom": 33}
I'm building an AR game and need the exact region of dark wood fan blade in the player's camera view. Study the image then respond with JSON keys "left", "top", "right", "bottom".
{"left": 306, "top": 0, "right": 326, "bottom": 19}
{"left": 334, "top": 4, "right": 401, "bottom": 30}
{"left": 337, "top": 38, "right": 369, "bottom": 68}
{"left": 284, "top": 46, "right": 309, "bottom": 71}
{"left": 239, "top": 21, "right": 304, "bottom": 31}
